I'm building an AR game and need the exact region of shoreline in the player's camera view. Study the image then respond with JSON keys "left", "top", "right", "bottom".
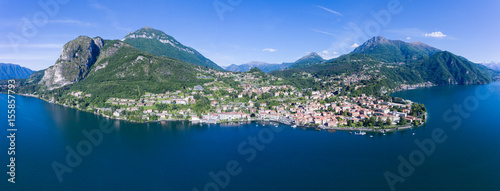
{"left": 12, "top": 93, "right": 426, "bottom": 133}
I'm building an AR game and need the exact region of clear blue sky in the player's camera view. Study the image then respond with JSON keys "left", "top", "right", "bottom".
{"left": 1, "top": 0, "right": 499, "bottom": 70}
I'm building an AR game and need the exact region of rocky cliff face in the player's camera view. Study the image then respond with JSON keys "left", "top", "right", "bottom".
{"left": 39, "top": 36, "right": 103, "bottom": 90}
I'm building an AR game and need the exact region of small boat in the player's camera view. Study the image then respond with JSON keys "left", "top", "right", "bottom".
{"left": 370, "top": 135, "right": 374, "bottom": 138}
{"left": 291, "top": 125, "right": 297, "bottom": 128}
{"left": 355, "top": 131, "right": 366, "bottom": 135}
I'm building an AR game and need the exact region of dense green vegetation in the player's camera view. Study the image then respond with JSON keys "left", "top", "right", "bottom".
{"left": 409, "top": 103, "right": 426, "bottom": 118}
{"left": 247, "top": 67, "right": 266, "bottom": 76}
{"left": 351, "top": 36, "right": 440, "bottom": 63}
{"left": 418, "top": 51, "right": 493, "bottom": 85}
{"left": 68, "top": 40, "right": 212, "bottom": 98}
{"left": 123, "top": 27, "right": 223, "bottom": 70}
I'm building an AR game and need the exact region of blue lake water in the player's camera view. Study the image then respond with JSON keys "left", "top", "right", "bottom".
{"left": 1, "top": 82, "right": 500, "bottom": 191}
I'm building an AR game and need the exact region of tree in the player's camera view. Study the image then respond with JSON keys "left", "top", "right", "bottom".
{"left": 306, "top": 90, "right": 312, "bottom": 97}
{"left": 376, "top": 117, "right": 384, "bottom": 127}
{"left": 347, "top": 120, "right": 353, "bottom": 127}
{"left": 410, "top": 103, "right": 426, "bottom": 117}
{"left": 356, "top": 122, "right": 362, "bottom": 128}
{"left": 413, "top": 120, "right": 421, "bottom": 126}
{"left": 398, "top": 116, "right": 407, "bottom": 125}
{"left": 385, "top": 118, "right": 392, "bottom": 126}
{"left": 368, "top": 116, "right": 376, "bottom": 127}
{"left": 255, "top": 102, "right": 260, "bottom": 108}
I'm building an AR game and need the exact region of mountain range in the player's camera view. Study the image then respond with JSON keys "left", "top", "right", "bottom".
{"left": 272, "top": 36, "right": 499, "bottom": 90}
{"left": 36, "top": 29, "right": 215, "bottom": 97}
{"left": 225, "top": 52, "right": 324, "bottom": 73}
{"left": 5, "top": 28, "right": 498, "bottom": 98}
{"left": 0, "top": 63, "right": 34, "bottom": 80}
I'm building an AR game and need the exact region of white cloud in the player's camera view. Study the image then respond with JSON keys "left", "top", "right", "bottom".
{"left": 425, "top": 31, "right": 447, "bottom": 38}
{"left": 89, "top": 2, "right": 131, "bottom": 32}
{"left": 315, "top": 5, "right": 343, "bottom": 16}
{"left": 311, "top": 29, "right": 336, "bottom": 36}
{"left": 351, "top": 43, "right": 359, "bottom": 48}
{"left": 406, "top": 37, "right": 411, "bottom": 40}
{"left": 262, "top": 48, "right": 278, "bottom": 53}
{"left": 319, "top": 50, "right": 339, "bottom": 59}
{"left": 50, "top": 19, "right": 96, "bottom": 27}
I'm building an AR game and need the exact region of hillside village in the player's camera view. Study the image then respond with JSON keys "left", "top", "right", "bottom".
{"left": 52, "top": 67, "right": 426, "bottom": 130}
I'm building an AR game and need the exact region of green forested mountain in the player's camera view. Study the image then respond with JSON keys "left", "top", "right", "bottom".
{"left": 71, "top": 40, "right": 210, "bottom": 98}
{"left": 287, "top": 52, "right": 325, "bottom": 69}
{"left": 271, "top": 36, "right": 498, "bottom": 91}
{"left": 122, "top": 27, "right": 223, "bottom": 70}
{"left": 417, "top": 51, "right": 492, "bottom": 85}
{"left": 0, "top": 63, "right": 34, "bottom": 80}
{"left": 247, "top": 67, "right": 266, "bottom": 76}
{"left": 352, "top": 36, "right": 440, "bottom": 63}
{"left": 32, "top": 35, "right": 213, "bottom": 99}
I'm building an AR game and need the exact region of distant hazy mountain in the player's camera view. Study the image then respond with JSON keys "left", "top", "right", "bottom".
{"left": 481, "top": 62, "right": 500, "bottom": 71}
{"left": 225, "top": 52, "right": 324, "bottom": 73}
{"left": 123, "top": 27, "right": 223, "bottom": 70}
{"left": 0, "top": 63, "right": 34, "bottom": 80}
{"left": 224, "top": 61, "right": 292, "bottom": 73}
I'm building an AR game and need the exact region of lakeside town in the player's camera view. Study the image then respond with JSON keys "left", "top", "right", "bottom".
{"left": 32, "top": 68, "right": 426, "bottom": 132}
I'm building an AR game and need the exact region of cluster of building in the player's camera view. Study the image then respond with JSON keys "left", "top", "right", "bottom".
{"left": 68, "top": 91, "right": 91, "bottom": 98}
{"left": 199, "top": 93, "right": 422, "bottom": 128}
{"left": 62, "top": 68, "right": 424, "bottom": 129}
{"left": 395, "top": 82, "right": 436, "bottom": 91}
{"left": 287, "top": 95, "right": 421, "bottom": 128}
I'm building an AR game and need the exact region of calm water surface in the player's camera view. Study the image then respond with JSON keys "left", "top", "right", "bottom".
{"left": 1, "top": 82, "right": 500, "bottom": 191}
